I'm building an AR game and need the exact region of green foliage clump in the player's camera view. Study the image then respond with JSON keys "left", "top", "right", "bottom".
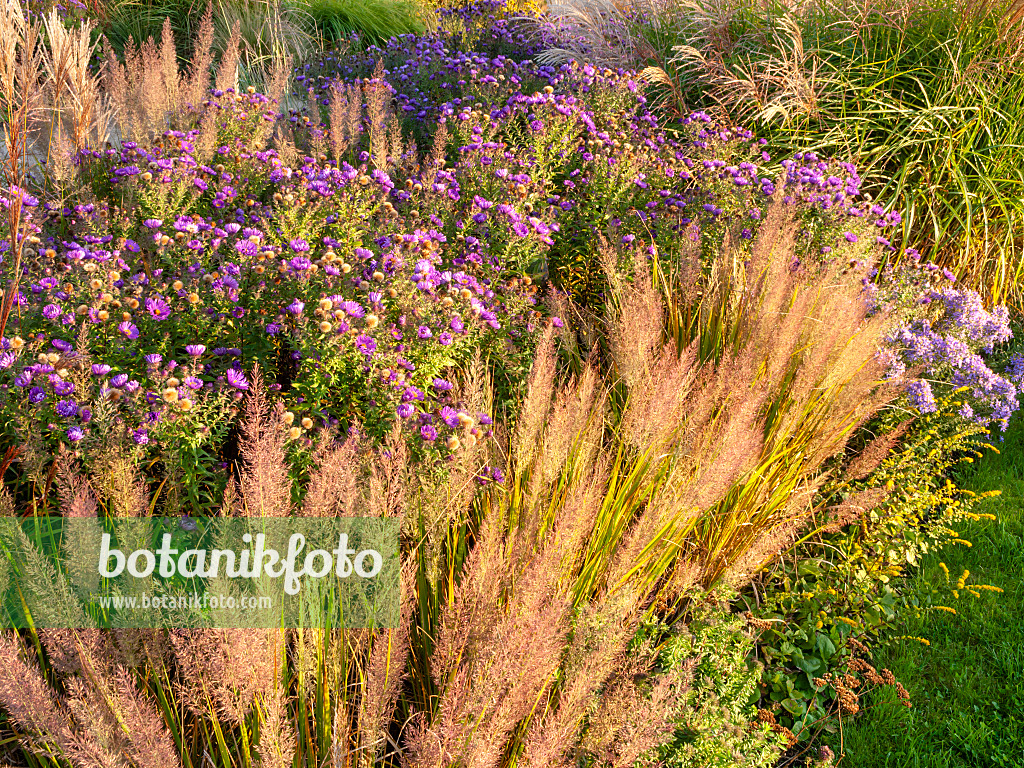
{"left": 751, "top": 388, "right": 1009, "bottom": 741}
{"left": 647, "top": 606, "right": 785, "bottom": 768}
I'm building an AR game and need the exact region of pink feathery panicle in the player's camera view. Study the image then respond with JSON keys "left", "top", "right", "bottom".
{"left": 170, "top": 628, "right": 284, "bottom": 725}
{"left": 512, "top": 325, "right": 558, "bottom": 472}
{"left": 301, "top": 428, "right": 364, "bottom": 517}
{"left": 354, "top": 559, "right": 416, "bottom": 763}
{"left": 0, "top": 631, "right": 129, "bottom": 766}
{"left": 237, "top": 366, "right": 292, "bottom": 517}
{"left": 108, "top": 667, "right": 183, "bottom": 768}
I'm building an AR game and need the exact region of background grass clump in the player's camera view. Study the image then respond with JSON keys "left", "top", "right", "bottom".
{"left": 542, "top": 0, "right": 1024, "bottom": 309}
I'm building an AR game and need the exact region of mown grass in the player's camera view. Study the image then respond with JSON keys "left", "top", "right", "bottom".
{"left": 826, "top": 420, "right": 1024, "bottom": 767}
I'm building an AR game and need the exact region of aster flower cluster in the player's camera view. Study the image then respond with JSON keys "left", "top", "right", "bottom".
{"left": 0, "top": 0, "right": 1002, "bottom": 479}
{"left": 878, "top": 258, "right": 1018, "bottom": 430}
{"left": 294, "top": 37, "right": 893, "bottom": 305}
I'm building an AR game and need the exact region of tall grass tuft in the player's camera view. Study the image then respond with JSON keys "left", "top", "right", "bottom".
{"left": 299, "top": 0, "right": 435, "bottom": 44}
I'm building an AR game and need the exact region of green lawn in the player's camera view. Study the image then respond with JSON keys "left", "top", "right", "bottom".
{"left": 826, "top": 422, "right": 1024, "bottom": 767}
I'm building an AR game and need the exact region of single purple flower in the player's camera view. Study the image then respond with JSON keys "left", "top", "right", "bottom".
{"left": 145, "top": 297, "right": 171, "bottom": 320}
{"left": 55, "top": 399, "right": 78, "bottom": 418}
{"left": 356, "top": 334, "right": 377, "bottom": 357}
{"left": 225, "top": 369, "right": 249, "bottom": 390}
{"left": 91, "top": 363, "right": 111, "bottom": 376}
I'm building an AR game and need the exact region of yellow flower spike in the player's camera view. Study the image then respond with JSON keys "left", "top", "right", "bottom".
{"left": 836, "top": 616, "right": 860, "bottom": 628}
{"left": 975, "top": 584, "right": 1004, "bottom": 593}
{"left": 968, "top": 589, "right": 981, "bottom": 598}
{"left": 932, "top": 606, "right": 956, "bottom": 615}
{"left": 895, "top": 636, "right": 931, "bottom": 646}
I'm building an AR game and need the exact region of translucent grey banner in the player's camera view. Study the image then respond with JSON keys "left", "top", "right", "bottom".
{"left": 0, "top": 516, "right": 399, "bottom": 628}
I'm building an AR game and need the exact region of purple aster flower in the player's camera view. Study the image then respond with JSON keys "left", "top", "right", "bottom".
{"left": 28, "top": 386, "right": 45, "bottom": 404}
{"left": 432, "top": 378, "right": 454, "bottom": 391}
{"left": 145, "top": 297, "right": 171, "bottom": 320}
{"left": 397, "top": 403, "right": 415, "bottom": 419}
{"left": 183, "top": 376, "right": 203, "bottom": 390}
{"left": 67, "top": 426, "right": 85, "bottom": 442}
{"left": 402, "top": 386, "right": 424, "bottom": 402}
{"left": 289, "top": 238, "right": 310, "bottom": 252}
{"left": 420, "top": 424, "right": 438, "bottom": 442}
{"left": 119, "top": 321, "right": 140, "bottom": 340}
{"left": 225, "top": 369, "right": 249, "bottom": 390}
{"left": 111, "top": 373, "right": 128, "bottom": 387}
{"left": 417, "top": 325, "right": 432, "bottom": 339}
{"left": 438, "top": 331, "right": 453, "bottom": 346}
{"left": 145, "top": 353, "right": 163, "bottom": 366}
{"left": 42, "top": 304, "right": 61, "bottom": 320}
{"left": 132, "top": 428, "right": 149, "bottom": 444}
{"left": 143, "top": 219, "right": 163, "bottom": 228}
{"left": 287, "top": 300, "right": 305, "bottom": 315}
{"left": 79, "top": 407, "right": 92, "bottom": 423}
{"left": 91, "top": 363, "right": 111, "bottom": 376}
{"left": 356, "top": 334, "right": 377, "bottom": 357}
{"left": 340, "top": 301, "right": 365, "bottom": 318}
{"left": 490, "top": 467, "right": 505, "bottom": 483}
{"left": 55, "top": 399, "right": 78, "bottom": 418}
{"left": 439, "top": 406, "right": 460, "bottom": 428}
{"left": 186, "top": 344, "right": 206, "bottom": 356}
